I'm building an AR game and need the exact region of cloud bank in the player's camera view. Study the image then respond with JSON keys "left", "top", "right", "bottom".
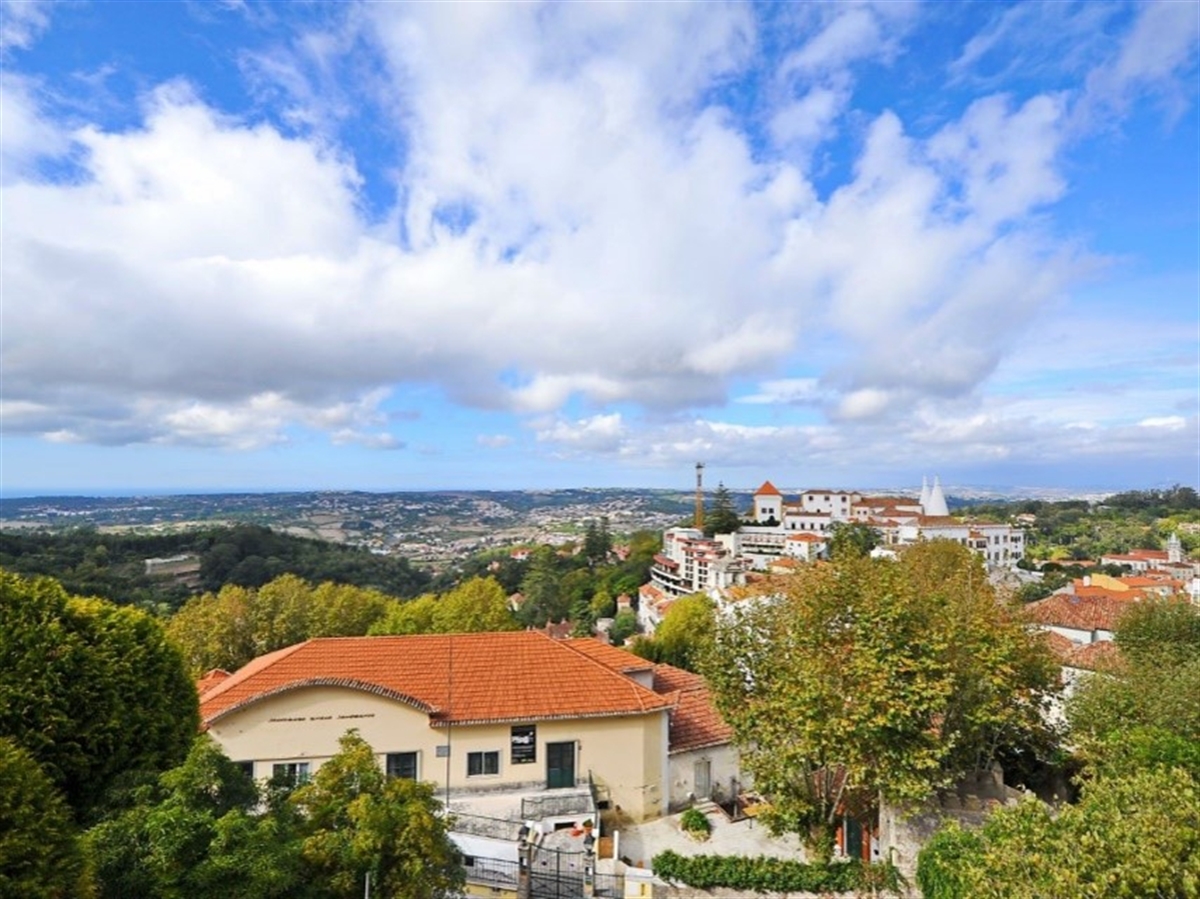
{"left": 1, "top": 1, "right": 1196, "bottom": 483}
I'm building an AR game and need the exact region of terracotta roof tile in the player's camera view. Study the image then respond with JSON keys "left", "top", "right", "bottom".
{"left": 200, "top": 632, "right": 671, "bottom": 728}
{"left": 1068, "top": 585, "right": 1146, "bottom": 602}
{"left": 653, "top": 664, "right": 734, "bottom": 754}
{"left": 1026, "top": 594, "right": 1132, "bottom": 633}
{"left": 565, "top": 641, "right": 733, "bottom": 754}
{"left": 1040, "top": 630, "right": 1077, "bottom": 665}
{"left": 755, "top": 480, "right": 782, "bottom": 496}
{"left": 197, "top": 669, "right": 231, "bottom": 696}
{"left": 562, "top": 638, "right": 655, "bottom": 673}
{"left": 1066, "top": 640, "right": 1122, "bottom": 672}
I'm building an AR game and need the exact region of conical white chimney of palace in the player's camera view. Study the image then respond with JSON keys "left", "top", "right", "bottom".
{"left": 922, "top": 476, "right": 950, "bottom": 518}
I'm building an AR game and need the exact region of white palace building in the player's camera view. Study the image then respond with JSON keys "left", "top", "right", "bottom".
{"left": 640, "top": 477, "right": 1025, "bottom": 632}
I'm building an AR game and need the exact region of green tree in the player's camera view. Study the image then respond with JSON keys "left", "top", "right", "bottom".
{"left": 917, "top": 767, "right": 1200, "bottom": 899}
{"left": 0, "top": 570, "right": 199, "bottom": 822}
{"left": 1068, "top": 601, "right": 1200, "bottom": 770}
{"left": 582, "top": 517, "right": 613, "bottom": 566}
{"left": 309, "top": 582, "right": 393, "bottom": 638}
{"left": 632, "top": 593, "right": 714, "bottom": 671}
{"left": 609, "top": 609, "right": 639, "bottom": 646}
{"left": 0, "top": 738, "right": 93, "bottom": 899}
{"left": 517, "top": 546, "right": 567, "bottom": 627}
{"left": 703, "top": 543, "right": 1057, "bottom": 859}
{"left": 432, "top": 577, "right": 519, "bottom": 632}
{"left": 86, "top": 736, "right": 308, "bottom": 899}
{"left": 827, "top": 521, "right": 881, "bottom": 559}
{"left": 589, "top": 587, "right": 615, "bottom": 619}
{"left": 704, "top": 483, "right": 742, "bottom": 537}
{"left": 370, "top": 595, "right": 439, "bottom": 636}
{"left": 291, "top": 731, "right": 463, "bottom": 899}
{"left": 168, "top": 575, "right": 393, "bottom": 674}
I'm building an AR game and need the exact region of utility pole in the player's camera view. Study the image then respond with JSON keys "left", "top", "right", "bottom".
{"left": 694, "top": 461, "right": 705, "bottom": 530}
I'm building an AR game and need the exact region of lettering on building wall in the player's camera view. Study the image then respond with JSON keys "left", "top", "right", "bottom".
{"left": 267, "top": 712, "right": 376, "bottom": 724}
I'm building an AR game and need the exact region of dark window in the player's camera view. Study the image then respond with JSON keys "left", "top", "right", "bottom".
{"left": 467, "top": 751, "right": 500, "bottom": 777}
{"left": 272, "top": 761, "right": 310, "bottom": 785}
{"left": 386, "top": 751, "right": 418, "bottom": 780}
{"left": 235, "top": 760, "right": 254, "bottom": 780}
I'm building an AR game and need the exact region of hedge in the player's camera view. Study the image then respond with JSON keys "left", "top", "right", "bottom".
{"left": 652, "top": 850, "right": 902, "bottom": 893}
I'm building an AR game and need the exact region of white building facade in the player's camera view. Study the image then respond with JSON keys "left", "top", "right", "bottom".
{"left": 644, "top": 477, "right": 1028, "bottom": 621}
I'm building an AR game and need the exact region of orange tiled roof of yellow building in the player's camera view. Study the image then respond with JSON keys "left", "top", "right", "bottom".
{"left": 200, "top": 631, "right": 673, "bottom": 728}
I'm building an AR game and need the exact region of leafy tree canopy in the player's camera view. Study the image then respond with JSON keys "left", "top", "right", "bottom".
{"left": 631, "top": 593, "right": 715, "bottom": 672}
{"left": 291, "top": 731, "right": 464, "bottom": 899}
{"left": 0, "top": 737, "right": 94, "bottom": 899}
{"left": 1068, "top": 600, "right": 1200, "bottom": 771}
{"left": 827, "top": 521, "right": 881, "bottom": 560}
{"left": 703, "top": 542, "right": 1058, "bottom": 858}
{"left": 168, "top": 573, "right": 394, "bottom": 675}
{"left": 370, "top": 577, "right": 518, "bottom": 637}
{"left": 86, "top": 736, "right": 310, "bottom": 899}
{"left": 0, "top": 569, "right": 198, "bottom": 822}
{"left": 609, "top": 609, "right": 640, "bottom": 647}
{"left": 917, "top": 766, "right": 1200, "bottom": 899}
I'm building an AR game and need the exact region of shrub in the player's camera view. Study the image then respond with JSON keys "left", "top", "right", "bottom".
{"left": 679, "top": 807, "right": 712, "bottom": 839}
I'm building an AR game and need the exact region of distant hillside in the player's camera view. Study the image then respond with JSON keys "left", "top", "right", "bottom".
{"left": 0, "top": 525, "right": 430, "bottom": 612}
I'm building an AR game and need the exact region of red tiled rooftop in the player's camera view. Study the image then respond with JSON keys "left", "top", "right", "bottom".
{"left": 1040, "top": 630, "right": 1077, "bottom": 665}
{"left": 200, "top": 632, "right": 672, "bottom": 728}
{"left": 563, "top": 638, "right": 655, "bottom": 674}
{"left": 197, "top": 668, "right": 231, "bottom": 696}
{"left": 652, "top": 665, "right": 733, "bottom": 754}
{"left": 1025, "top": 593, "right": 1132, "bottom": 633}
{"left": 755, "top": 480, "right": 782, "bottom": 496}
{"left": 564, "top": 643, "right": 732, "bottom": 754}
{"left": 1119, "top": 576, "right": 1182, "bottom": 589}
{"left": 1068, "top": 585, "right": 1149, "bottom": 604}
{"left": 1066, "top": 640, "right": 1122, "bottom": 672}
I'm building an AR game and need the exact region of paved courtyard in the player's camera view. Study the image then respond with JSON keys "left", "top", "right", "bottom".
{"left": 599, "top": 805, "right": 807, "bottom": 874}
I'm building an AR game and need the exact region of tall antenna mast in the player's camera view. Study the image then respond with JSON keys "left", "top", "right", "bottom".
{"left": 694, "top": 462, "right": 705, "bottom": 529}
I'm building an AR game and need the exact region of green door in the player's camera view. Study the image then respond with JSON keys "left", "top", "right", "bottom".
{"left": 844, "top": 817, "right": 863, "bottom": 861}
{"left": 546, "top": 741, "right": 575, "bottom": 789}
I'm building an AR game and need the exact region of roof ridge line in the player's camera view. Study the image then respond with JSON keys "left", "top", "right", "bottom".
{"left": 555, "top": 637, "right": 667, "bottom": 713}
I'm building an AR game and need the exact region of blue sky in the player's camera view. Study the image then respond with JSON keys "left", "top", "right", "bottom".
{"left": 1, "top": 0, "right": 1197, "bottom": 495}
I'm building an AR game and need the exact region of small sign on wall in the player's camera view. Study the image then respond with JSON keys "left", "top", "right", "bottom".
{"left": 511, "top": 725, "right": 536, "bottom": 764}
{"left": 435, "top": 744, "right": 450, "bottom": 758}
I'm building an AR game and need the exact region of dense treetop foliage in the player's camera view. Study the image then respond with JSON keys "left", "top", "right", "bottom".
{"left": 86, "top": 732, "right": 463, "bottom": 899}
{"left": 917, "top": 766, "right": 1199, "bottom": 899}
{"left": 167, "top": 574, "right": 397, "bottom": 675}
{"left": 0, "top": 570, "right": 198, "bottom": 823}
{"left": 0, "top": 737, "right": 93, "bottom": 899}
{"left": 631, "top": 592, "right": 716, "bottom": 671}
{"left": 704, "top": 541, "right": 1058, "bottom": 860}
{"left": 918, "top": 601, "right": 1200, "bottom": 898}
{"left": 0, "top": 525, "right": 430, "bottom": 613}
{"left": 704, "top": 483, "right": 744, "bottom": 537}
{"left": 369, "top": 576, "right": 519, "bottom": 637}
